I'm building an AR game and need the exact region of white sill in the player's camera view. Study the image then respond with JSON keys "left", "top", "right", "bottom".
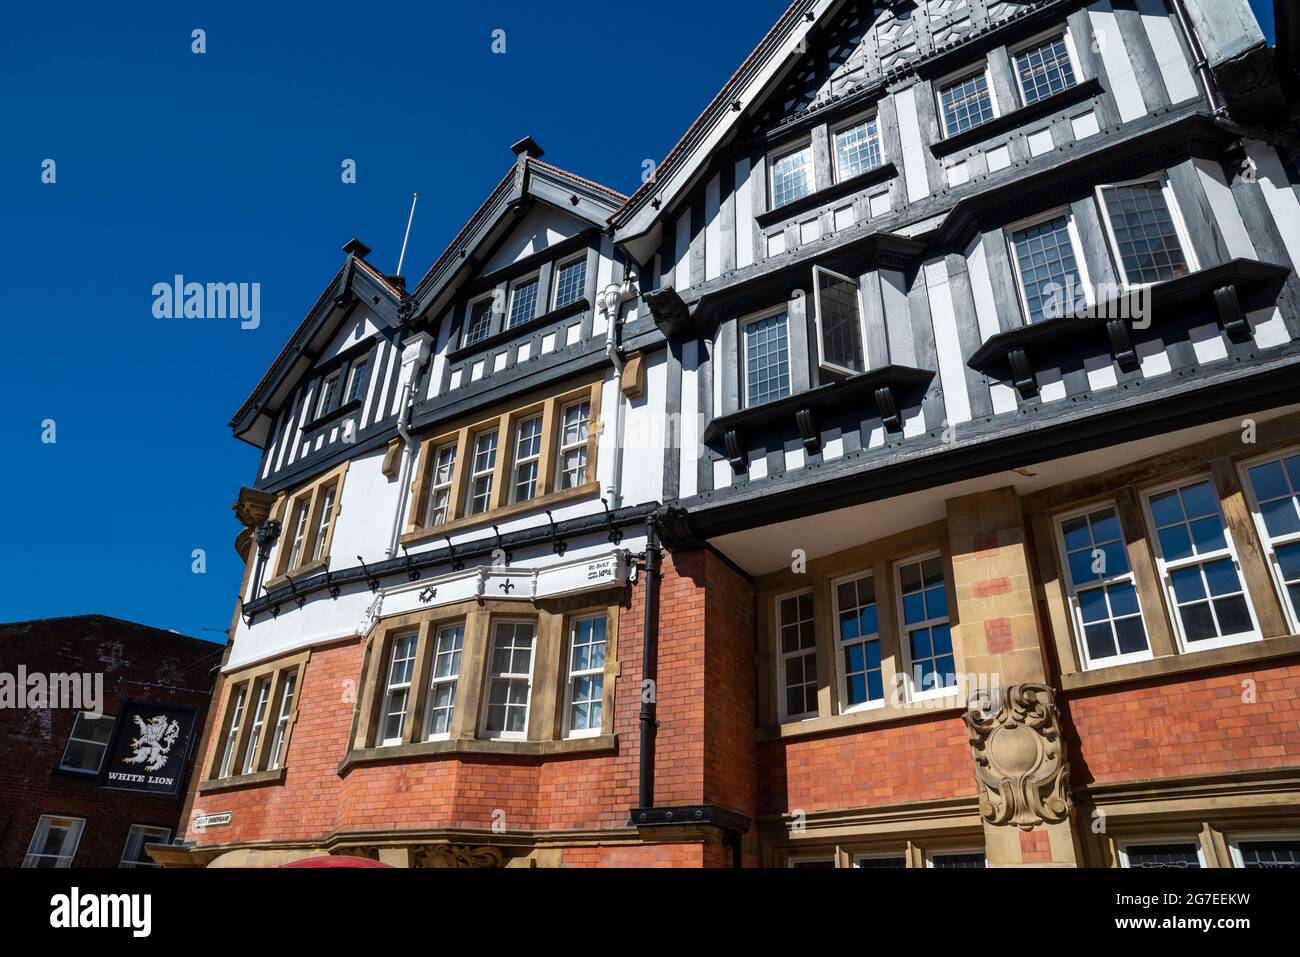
{"left": 425, "top": 732, "right": 451, "bottom": 743}
{"left": 565, "top": 728, "right": 602, "bottom": 740}
{"left": 778, "top": 712, "right": 820, "bottom": 724}
{"left": 1082, "top": 648, "right": 1156, "bottom": 672}
{"left": 1178, "top": 630, "right": 1262, "bottom": 654}
{"left": 840, "top": 699, "right": 887, "bottom": 716}
{"left": 909, "top": 685, "right": 961, "bottom": 704}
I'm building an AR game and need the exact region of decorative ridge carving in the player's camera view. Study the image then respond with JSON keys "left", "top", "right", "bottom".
{"left": 964, "top": 682, "right": 1072, "bottom": 831}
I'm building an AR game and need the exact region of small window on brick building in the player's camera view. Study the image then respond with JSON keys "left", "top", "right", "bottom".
{"left": 834, "top": 574, "right": 882, "bottom": 712}
{"left": 211, "top": 658, "right": 306, "bottom": 780}
{"left": 777, "top": 591, "right": 818, "bottom": 721}
{"left": 59, "top": 711, "right": 115, "bottom": 774}
{"left": 23, "top": 815, "right": 85, "bottom": 868}
{"left": 896, "top": 554, "right": 956, "bottom": 699}
{"left": 564, "top": 615, "right": 607, "bottom": 738}
{"left": 120, "top": 825, "right": 170, "bottom": 868}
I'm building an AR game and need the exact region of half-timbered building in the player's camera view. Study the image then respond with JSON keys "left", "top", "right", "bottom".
{"left": 170, "top": 0, "right": 1300, "bottom": 868}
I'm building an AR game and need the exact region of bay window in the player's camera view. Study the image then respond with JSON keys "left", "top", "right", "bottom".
{"left": 743, "top": 308, "right": 791, "bottom": 407}
{"left": 422, "top": 623, "right": 463, "bottom": 741}
{"left": 379, "top": 632, "right": 418, "bottom": 746}
{"left": 483, "top": 621, "right": 536, "bottom": 740}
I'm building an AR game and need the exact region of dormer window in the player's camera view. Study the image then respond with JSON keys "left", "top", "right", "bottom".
{"left": 770, "top": 143, "right": 814, "bottom": 210}
{"left": 742, "top": 308, "right": 791, "bottom": 407}
{"left": 939, "top": 68, "right": 995, "bottom": 137}
{"left": 553, "top": 257, "right": 587, "bottom": 309}
{"left": 464, "top": 295, "right": 495, "bottom": 346}
{"left": 316, "top": 370, "right": 341, "bottom": 418}
{"left": 1014, "top": 33, "right": 1077, "bottom": 106}
{"left": 833, "top": 116, "right": 883, "bottom": 181}
{"left": 507, "top": 275, "right": 540, "bottom": 328}
{"left": 812, "top": 266, "right": 867, "bottom": 374}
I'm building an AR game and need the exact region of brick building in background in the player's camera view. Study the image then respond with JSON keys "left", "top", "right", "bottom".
{"left": 168, "top": 0, "right": 1300, "bottom": 868}
{"left": 0, "top": 616, "right": 219, "bottom": 867}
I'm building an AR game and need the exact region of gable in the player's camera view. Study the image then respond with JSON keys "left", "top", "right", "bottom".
{"left": 480, "top": 203, "right": 586, "bottom": 275}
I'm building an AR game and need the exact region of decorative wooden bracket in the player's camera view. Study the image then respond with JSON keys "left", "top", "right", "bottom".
{"left": 723, "top": 430, "right": 748, "bottom": 473}
{"left": 1105, "top": 319, "right": 1139, "bottom": 370}
{"left": 875, "top": 386, "right": 902, "bottom": 432}
{"left": 1007, "top": 348, "right": 1038, "bottom": 398}
{"left": 1214, "top": 284, "right": 1251, "bottom": 342}
{"left": 795, "top": 408, "right": 820, "bottom": 454}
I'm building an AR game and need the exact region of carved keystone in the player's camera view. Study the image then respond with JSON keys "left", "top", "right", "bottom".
{"left": 964, "top": 683, "right": 1072, "bottom": 831}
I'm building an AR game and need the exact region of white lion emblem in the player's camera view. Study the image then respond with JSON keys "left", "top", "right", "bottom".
{"left": 122, "top": 714, "right": 179, "bottom": 773}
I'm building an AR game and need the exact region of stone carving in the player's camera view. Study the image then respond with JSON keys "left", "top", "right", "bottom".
{"left": 416, "top": 844, "right": 505, "bottom": 869}
{"left": 964, "top": 683, "right": 1072, "bottom": 830}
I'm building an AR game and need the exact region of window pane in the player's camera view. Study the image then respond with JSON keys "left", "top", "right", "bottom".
{"left": 1011, "top": 215, "right": 1080, "bottom": 323}
{"left": 941, "top": 73, "right": 994, "bottom": 136}
{"left": 553, "top": 259, "right": 586, "bottom": 309}
{"left": 1238, "top": 841, "right": 1300, "bottom": 868}
{"left": 834, "top": 118, "right": 882, "bottom": 179}
{"left": 744, "top": 313, "right": 790, "bottom": 406}
{"left": 771, "top": 147, "right": 814, "bottom": 209}
{"left": 507, "top": 278, "right": 539, "bottom": 327}
{"left": 1124, "top": 843, "right": 1201, "bottom": 868}
{"left": 815, "top": 269, "right": 865, "bottom": 372}
{"left": 1102, "top": 182, "right": 1189, "bottom": 284}
{"left": 465, "top": 297, "right": 494, "bottom": 345}
{"left": 1016, "top": 36, "right": 1076, "bottom": 105}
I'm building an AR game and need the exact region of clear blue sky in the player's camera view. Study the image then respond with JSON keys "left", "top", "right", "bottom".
{"left": 0, "top": 0, "right": 789, "bottom": 640}
{"left": 0, "top": 0, "right": 1278, "bottom": 640}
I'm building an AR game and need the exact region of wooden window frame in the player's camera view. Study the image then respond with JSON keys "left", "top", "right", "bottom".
{"left": 894, "top": 550, "right": 959, "bottom": 703}
{"left": 480, "top": 617, "right": 539, "bottom": 742}
{"left": 831, "top": 111, "right": 884, "bottom": 183}
{"left": 936, "top": 62, "right": 999, "bottom": 139}
{"left": 1004, "top": 205, "right": 1094, "bottom": 325}
{"left": 1238, "top": 444, "right": 1300, "bottom": 633}
{"left": 768, "top": 139, "right": 815, "bottom": 210}
{"left": 120, "top": 824, "right": 171, "bottom": 868}
{"left": 562, "top": 612, "right": 609, "bottom": 739}
{"left": 830, "top": 570, "right": 886, "bottom": 715}
{"left": 740, "top": 304, "right": 793, "bottom": 409}
{"left": 23, "top": 815, "right": 85, "bottom": 868}
{"left": 1116, "top": 837, "right": 1207, "bottom": 869}
{"left": 204, "top": 651, "right": 310, "bottom": 786}
{"left": 58, "top": 710, "right": 115, "bottom": 775}
{"left": 776, "top": 588, "right": 820, "bottom": 722}
{"left": 269, "top": 461, "right": 350, "bottom": 584}
{"left": 1052, "top": 500, "right": 1155, "bottom": 671}
{"left": 404, "top": 379, "right": 602, "bottom": 542}
{"left": 421, "top": 621, "right": 465, "bottom": 742}
{"left": 1226, "top": 831, "right": 1300, "bottom": 869}
{"left": 1141, "top": 474, "right": 1263, "bottom": 654}
{"left": 1010, "top": 26, "right": 1080, "bottom": 108}
{"left": 1094, "top": 172, "right": 1199, "bottom": 291}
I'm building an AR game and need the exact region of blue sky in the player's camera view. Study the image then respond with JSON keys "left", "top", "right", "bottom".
{"left": 0, "top": 0, "right": 1278, "bottom": 640}
{"left": 0, "top": 0, "right": 789, "bottom": 640}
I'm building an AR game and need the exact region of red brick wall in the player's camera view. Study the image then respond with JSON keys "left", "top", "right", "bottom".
{"left": 1062, "top": 656, "right": 1300, "bottom": 786}
{"left": 187, "top": 548, "right": 757, "bottom": 859}
{"left": 0, "top": 616, "right": 217, "bottom": 868}
{"left": 561, "top": 842, "right": 707, "bottom": 867}
{"left": 757, "top": 712, "right": 974, "bottom": 816}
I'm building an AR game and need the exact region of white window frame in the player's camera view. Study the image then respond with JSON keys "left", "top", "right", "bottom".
{"left": 935, "top": 62, "right": 1000, "bottom": 139}
{"left": 926, "top": 847, "right": 986, "bottom": 868}
{"left": 1052, "top": 501, "right": 1154, "bottom": 671}
{"left": 1005, "top": 206, "right": 1094, "bottom": 324}
{"left": 1094, "top": 173, "right": 1199, "bottom": 290}
{"left": 552, "top": 255, "right": 588, "bottom": 310}
{"left": 120, "top": 824, "right": 171, "bottom": 868}
{"left": 830, "top": 570, "right": 886, "bottom": 715}
{"left": 556, "top": 399, "right": 591, "bottom": 490}
{"left": 217, "top": 684, "right": 248, "bottom": 779}
{"left": 740, "top": 304, "right": 792, "bottom": 409}
{"left": 309, "top": 483, "right": 337, "bottom": 564}
{"left": 768, "top": 139, "right": 815, "bottom": 210}
{"left": 378, "top": 631, "right": 418, "bottom": 747}
{"left": 1010, "top": 26, "right": 1080, "bottom": 107}
{"left": 315, "top": 369, "right": 341, "bottom": 418}
{"left": 1238, "top": 445, "right": 1300, "bottom": 633}
{"left": 345, "top": 356, "right": 369, "bottom": 404}
{"left": 506, "top": 272, "right": 541, "bottom": 329}
{"left": 1226, "top": 831, "right": 1300, "bottom": 868}
{"left": 284, "top": 498, "right": 310, "bottom": 571}
{"left": 481, "top": 619, "right": 537, "bottom": 741}
{"left": 1142, "top": 474, "right": 1262, "bottom": 653}
{"left": 775, "top": 588, "right": 819, "bottom": 723}
{"left": 23, "top": 815, "right": 85, "bottom": 868}
{"left": 852, "top": 851, "right": 908, "bottom": 868}
{"left": 563, "top": 614, "right": 608, "bottom": 739}
{"left": 266, "top": 672, "right": 297, "bottom": 770}
{"left": 510, "top": 413, "right": 544, "bottom": 504}
{"left": 831, "top": 112, "right": 884, "bottom": 183}
{"left": 422, "top": 622, "right": 464, "bottom": 742}
{"left": 895, "top": 551, "right": 958, "bottom": 703}
{"left": 424, "top": 442, "right": 458, "bottom": 527}
{"left": 463, "top": 292, "right": 497, "bottom": 346}
{"left": 1117, "top": 837, "right": 1207, "bottom": 869}
{"left": 239, "top": 677, "right": 272, "bottom": 775}
{"left": 468, "top": 429, "right": 499, "bottom": 515}
{"left": 58, "top": 711, "right": 115, "bottom": 774}
{"left": 811, "top": 265, "right": 867, "bottom": 376}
